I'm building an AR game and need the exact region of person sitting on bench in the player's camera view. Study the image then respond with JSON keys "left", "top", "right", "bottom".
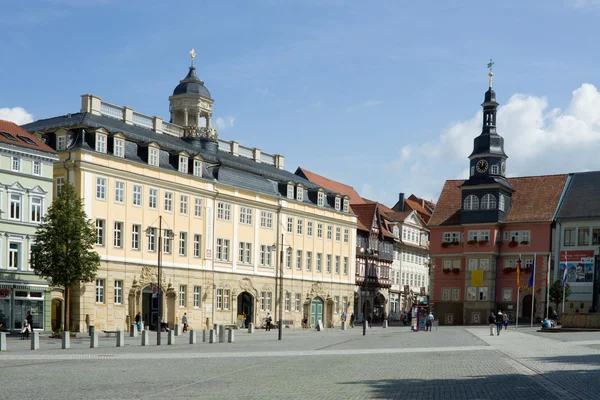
{"left": 21, "top": 320, "right": 31, "bottom": 340}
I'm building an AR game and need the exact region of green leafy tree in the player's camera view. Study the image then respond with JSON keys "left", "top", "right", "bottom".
{"left": 33, "top": 181, "right": 100, "bottom": 331}
{"left": 549, "top": 279, "right": 571, "bottom": 312}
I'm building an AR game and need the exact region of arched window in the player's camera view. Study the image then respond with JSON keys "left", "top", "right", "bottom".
{"left": 463, "top": 195, "right": 479, "bottom": 210}
{"left": 481, "top": 194, "right": 497, "bottom": 210}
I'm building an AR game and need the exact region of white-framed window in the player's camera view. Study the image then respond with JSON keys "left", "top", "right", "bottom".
{"left": 114, "top": 138, "right": 124, "bottom": 158}
{"left": 96, "top": 177, "right": 106, "bottom": 200}
{"left": 147, "top": 227, "right": 156, "bottom": 252}
{"left": 114, "top": 181, "right": 125, "bottom": 203}
{"left": 95, "top": 279, "right": 105, "bottom": 303}
{"left": 452, "top": 289, "right": 460, "bottom": 301}
{"left": 342, "top": 296, "right": 348, "bottom": 313}
{"left": 179, "top": 156, "right": 188, "bottom": 173}
{"left": 286, "top": 249, "right": 292, "bottom": 269}
{"left": 306, "top": 251, "right": 312, "bottom": 271}
{"left": 297, "top": 218, "right": 303, "bottom": 235}
{"left": 307, "top": 221, "right": 313, "bottom": 237}
{"left": 216, "top": 289, "right": 223, "bottom": 309}
{"left": 132, "top": 185, "right": 142, "bottom": 206}
{"left": 285, "top": 292, "right": 291, "bottom": 312}
{"left": 334, "top": 296, "right": 339, "bottom": 313}
{"left": 442, "top": 232, "right": 460, "bottom": 243}
{"left": 224, "top": 289, "right": 230, "bottom": 310}
{"left": 216, "top": 238, "right": 230, "bottom": 261}
{"left": 95, "top": 134, "right": 106, "bottom": 153}
{"left": 95, "top": 219, "right": 105, "bottom": 246}
{"left": 316, "top": 253, "right": 322, "bottom": 272}
{"left": 296, "top": 250, "right": 302, "bottom": 270}
{"left": 180, "top": 195, "right": 188, "bottom": 215}
{"left": 442, "top": 288, "right": 451, "bottom": 301}
{"left": 193, "top": 159, "right": 202, "bottom": 177}
{"left": 179, "top": 232, "right": 187, "bottom": 256}
{"left": 317, "top": 192, "right": 325, "bottom": 207}
{"left": 32, "top": 161, "right": 41, "bottom": 176}
{"left": 193, "top": 286, "right": 201, "bottom": 308}
{"left": 470, "top": 166, "right": 475, "bottom": 176}
{"left": 164, "top": 191, "right": 173, "bottom": 212}
{"left": 11, "top": 156, "right": 20, "bottom": 172}
{"left": 317, "top": 223, "right": 323, "bottom": 239}
{"left": 481, "top": 194, "right": 497, "bottom": 210}
{"left": 194, "top": 197, "right": 203, "bottom": 218}
{"left": 57, "top": 135, "right": 66, "bottom": 151}
{"left": 193, "top": 234, "right": 202, "bottom": 258}
{"left": 30, "top": 197, "right": 42, "bottom": 223}
{"left": 467, "top": 287, "right": 488, "bottom": 301}
{"left": 335, "top": 227, "right": 341, "bottom": 242}
{"left": 287, "top": 184, "right": 294, "bottom": 199}
{"left": 343, "top": 229, "right": 349, "bottom": 243}
{"left": 343, "top": 257, "right": 348, "bottom": 275}
{"left": 113, "top": 221, "right": 123, "bottom": 248}
{"left": 163, "top": 235, "right": 172, "bottom": 254}
{"left": 260, "top": 291, "right": 272, "bottom": 311}
{"left": 239, "top": 241, "right": 252, "bottom": 264}
{"left": 56, "top": 177, "right": 65, "bottom": 196}
{"left": 327, "top": 225, "right": 332, "bottom": 240}
{"left": 179, "top": 285, "right": 186, "bottom": 307}
{"left": 260, "top": 211, "right": 273, "bottom": 229}
{"left": 491, "top": 164, "right": 499, "bottom": 174}
{"left": 217, "top": 202, "right": 231, "bottom": 221}
{"left": 295, "top": 293, "right": 301, "bottom": 312}
{"left": 148, "top": 188, "right": 158, "bottom": 209}
{"left": 335, "top": 197, "right": 341, "bottom": 211}
{"left": 287, "top": 217, "right": 293, "bottom": 233}
{"left": 239, "top": 207, "right": 252, "bottom": 225}
{"left": 296, "top": 186, "right": 303, "bottom": 202}
{"left": 463, "top": 195, "right": 479, "bottom": 210}
{"left": 114, "top": 280, "right": 123, "bottom": 304}
{"left": 326, "top": 254, "right": 332, "bottom": 273}
{"left": 148, "top": 148, "right": 159, "bottom": 167}
{"left": 8, "top": 242, "right": 20, "bottom": 270}
{"left": 467, "top": 230, "right": 490, "bottom": 242}
{"left": 131, "top": 224, "right": 141, "bottom": 250}
{"left": 499, "top": 194, "right": 505, "bottom": 211}
{"left": 343, "top": 199, "right": 349, "bottom": 213}
{"left": 260, "top": 245, "right": 272, "bottom": 266}
{"left": 335, "top": 255, "right": 340, "bottom": 274}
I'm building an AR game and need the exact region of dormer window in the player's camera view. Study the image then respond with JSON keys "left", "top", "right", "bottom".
{"left": 57, "top": 135, "right": 66, "bottom": 151}
{"left": 179, "top": 156, "right": 188, "bottom": 173}
{"left": 343, "top": 198, "right": 349, "bottom": 213}
{"left": 95, "top": 134, "right": 107, "bottom": 153}
{"left": 114, "top": 138, "right": 124, "bottom": 158}
{"left": 296, "top": 186, "right": 304, "bottom": 202}
{"left": 317, "top": 192, "right": 325, "bottom": 207}
{"left": 287, "top": 184, "right": 294, "bottom": 199}
{"left": 149, "top": 148, "right": 159, "bottom": 167}
{"left": 463, "top": 195, "right": 479, "bottom": 210}
{"left": 334, "top": 197, "right": 341, "bottom": 211}
{"left": 193, "top": 159, "right": 202, "bottom": 177}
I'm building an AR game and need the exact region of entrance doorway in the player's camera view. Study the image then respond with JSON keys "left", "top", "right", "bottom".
{"left": 311, "top": 297, "right": 323, "bottom": 327}
{"left": 522, "top": 295, "right": 536, "bottom": 318}
{"left": 142, "top": 285, "right": 159, "bottom": 330}
{"left": 51, "top": 299, "right": 62, "bottom": 331}
{"left": 374, "top": 294, "right": 385, "bottom": 321}
{"left": 237, "top": 292, "right": 254, "bottom": 328}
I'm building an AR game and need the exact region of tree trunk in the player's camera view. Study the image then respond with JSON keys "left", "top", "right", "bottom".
{"left": 65, "top": 286, "right": 70, "bottom": 332}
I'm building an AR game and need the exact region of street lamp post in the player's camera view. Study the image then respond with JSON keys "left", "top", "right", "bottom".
{"left": 273, "top": 234, "right": 290, "bottom": 341}
{"left": 146, "top": 216, "right": 174, "bottom": 346}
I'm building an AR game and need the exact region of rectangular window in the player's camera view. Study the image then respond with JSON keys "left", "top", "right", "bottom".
{"left": 216, "top": 238, "right": 230, "bottom": 261}
{"left": 95, "top": 134, "right": 106, "bottom": 153}
{"left": 131, "top": 224, "right": 141, "bottom": 250}
{"left": 316, "top": 253, "right": 322, "bottom": 272}
{"left": 285, "top": 292, "right": 291, "bottom": 312}
{"left": 239, "top": 242, "right": 252, "bottom": 264}
{"left": 180, "top": 195, "right": 188, "bottom": 215}
{"left": 216, "top": 289, "right": 223, "bottom": 310}
{"left": 335, "top": 255, "right": 340, "bottom": 274}
{"left": 296, "top": 218, "right": 303, "bottom": 235}
{"left": 240, "top": 207, "right": 253, "bottom": 225}
{"left": 224, "top": 289, "right": 230, "bottom": 310}
{"left": 317, "top": 192, "right": 325, "bottom": 207}
{"left": 334, "top": 296, "right": 339, "bottom": 313}
{"left": 287, "top": 185, "right": 294, "bottom": 199}
{"left": 193, "top": 234, "right": 202, "bottom": 258}
{"left": 163, "top": 235, "right": 172, "bottom": 254}
{"left": 327, "top": 225, "right": 332, "bottom": 240}
{"left": 266, "top": 292, "right": 271, "bottom": 311}
{"left": 194, "top": 198, "right": 203, "bottom": 217}
{"left": 32, "top": 161, "right": 41, "bottom": 176}
{"left": 95, "top": 219, "right": 105, "bottom": 246}
{"left": 114, "top": 138, "right": 124, "bottom": 158}
{"left": 8, "top": 242, "right": 20, "bottom": 269}
{"left": 56, "top": 177, "right": 65, "bottom": 196}
{"left": 593, "top": 228, "right": 600, "bottom": 245}
{"left": 113, "top": 221, "right": 123, "bottom": 248}
{"left": 148, "top": 188, "right": 158, "bottom": 209}
{"left": 564, "top": 228, "right": 576, "bottom": 246}
{"left": 11, "top": 156, "right": 20, "bottom": 172}
{"left": 114, "top": 280, "right": 123, "bottom": 304}
{"left": 335, "top": 197, "right": 341, "bottom": 211}
{"left": 442, "top": 289, "right": 451, "bottom": 301}
{"left": 57, "top": 135, "right": 66, "bottom": 150}
{"left": 193, "top": 286, "right": 201, "bottom": 308}
{"left": 96, "top": 177, "right": 106, "bottom": 200}
{"left": 260, "top": 211, "right": 273, "bottom": 228}
{"left": 179, "top": 156, "right": 188, "bottom": 173}
{"left": 132, "top": 185, "right": 142, "bottom": 206}
{"left": 30, "top": 197, "right": 42, "bottom": 223}
{"left": 578, "top": 227, "right": 590, "bottom": 246}
{"left": 335, "top": 227, "right": 341, "bottom": 242}
{"left": 317, "top": 223, "right": 323, "bottom": 239}
{"left": 179, "top": 285, "right": 186, "bottom": 307}
{"left": 307, "top": 221, "right": 313, "bottom": 237}
{"left": 296, "top": 250, "right": 302, "bottom": 270}
{"left": 442, "top": 232, "right": 460, "bottom": 243}
{"left": 217, "top": 202, "right": 231, "bottom": 221}
{"left": 179, "top": 232, "right": 187, "bottom": 256}
{"left": 295, "top": 293, "right": 301, "bottom": 312}
{"left": 149, "top": 148, "right": 159, "bottom": 167}
{"left": 344, "top": 229, "right": 349, "bottom": 243}
{"left": 343, "top": 199, "right": 349, "bottom": 213}
{"left": 306, "top": 251, "right": 312, "bottom": 271}
{"left": 114, "top": 181, "right": 125, "bottom": 203}
{"left": 147, "top": 227, "right": 156, "bottom": 252}
{"left": 451, "top": 289, "right": 460, "bottom": 301}
{"left": 260, "top": 245, "right": 272, "bottom": 266}
{"left": 287, "top": 217, "right": 293, "bottom": 233}
{"left": 164, "top": 191, "right": 173, "bottom": 212}
{"left": 193, "top": 160, "right": 202, "bottom": 177}
{"left": 286, "top": 249, "right": 292, "bottom": 269}
{"left": 296, "top": 187, "right": 304, "bottom": 202}
{"left": 326, "top": 254, "right": 332, "bottom": 273}
{"left": 342, "top": 296, "right": 347, "bottom": 313}
{"left": 343, "top": 257, "right": 348, "bottom": 275}
{"left": 95, "top": 279, "right": 105, "bottom": 303}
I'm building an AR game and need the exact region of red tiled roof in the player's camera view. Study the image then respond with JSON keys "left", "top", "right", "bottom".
{"left": 428, "top": 174, "right": 569, "bottom": 227}
{"left": 0, "top": 120, "right": 55, "bottom": 154}
{"left": 295, "top": 168, "right": 364, "bottom": 205}
{"left": 352, "top": 203, "right": 395, "bottom": 238}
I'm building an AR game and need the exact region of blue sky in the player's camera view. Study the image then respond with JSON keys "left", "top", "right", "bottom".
{"left": 2, "top": 0, "right": 600, "bottom": 206}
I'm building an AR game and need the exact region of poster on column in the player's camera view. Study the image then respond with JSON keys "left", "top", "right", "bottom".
{"left": 559, "top": 250, "right": 595, "bottom": 301}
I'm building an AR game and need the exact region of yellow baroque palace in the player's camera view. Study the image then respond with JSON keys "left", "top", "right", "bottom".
{"left": 23, "top": 63, "right": 357, "bottom": 332}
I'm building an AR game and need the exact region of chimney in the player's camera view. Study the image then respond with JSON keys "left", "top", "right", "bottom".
{"left": 396, "top": 193, "right": 405, "bottom": 212}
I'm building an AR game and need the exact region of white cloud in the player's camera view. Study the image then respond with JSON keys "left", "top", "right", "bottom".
{"left": 386, "top": 83, "right": 600, "bottom": 202}
{"left": 0, "top": 107, "right": 34, "bottom": 125}
{"left": 214, "top": 116, "right": 235, "bottom": 130}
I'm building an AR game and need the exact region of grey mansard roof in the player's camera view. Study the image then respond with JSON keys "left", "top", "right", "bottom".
{"left": 556, "top": 171, "right": 600, "bottom": 220}
{"left": 22, "top": 112, "right": 347, "bottom": 211}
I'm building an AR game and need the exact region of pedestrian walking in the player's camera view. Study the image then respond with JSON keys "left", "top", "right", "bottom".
{"left": 302, "top": 315, "right": 308, "bottom": 329}
{"left": 135, "top": 312, "right": 142, "bottom": 332}
{"left": 182, "top": 312, "right": 188, "bottom": 333}
{"left": 488, "top": 312, "right": 496, "bottom": 336}
{"left": 265, "top": 313, "right": 272, "bottom": 331}
{"left": 502, "top": 312, "right": 508, "bottom": 330}
{"left": 350, "top": 313, "right": 355, "bottom": 328}
{"left": 426, "top": 312, "right": 434, "bottom": 332}
{"left": 496, "top": 311, "right": 503, "bottom": 335}
{"left": 341, "top": 312, "right": 347, "bottom": 325}
{"left": 367, "top": 313, "right": 372, "bottom": 328}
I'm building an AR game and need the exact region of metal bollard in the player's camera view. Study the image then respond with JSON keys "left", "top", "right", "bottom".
{"left": 62, "top": 331, "right": 70, "bottom": 349}
{"left": 228, "top": 329, "right": 234, "bottom": 343}
{"left": 383, "top": 320, "right": 388, "bottom": 329}
{"left": 213, "top": 323, "right": 219, "bottom": 336}
{"left": 341, "top": 321, "right": 346, "bottom": 331}
{"left": 90, "top": 331, "right": 99, "bottom": 348}
{"left": 0, "top": 332, "right": 6, "bottom": 351}
{"left": 141, "top": 330, "right": 149, "bottom": 346}
{"left": 174, "top": 324, "right": 180, "bottom": 336}
{"left": 31, "top": 332, "right": 40, "bottom": 350}
{"left": 130, "top": 324, "right": 138, "bottom": 338}
{"left": 116, "top": 330, "right": 125, "bottom": 347}
{"left": 248, "top": 323, "right": 254, "bottom": 333}
{"left": 209, "top": 329, "right": 215, "bottom": 343}
{"left": 168, "top": 330, "right": 175, "bottom": 345}
{"left": 219, "top": 325, "right": 225, "bottom": 343}
{"left": 189, "top": 330, "right": 197, "bottom": 344}
{"left": 202, "top": 329, "right": 207, "bottom": 342}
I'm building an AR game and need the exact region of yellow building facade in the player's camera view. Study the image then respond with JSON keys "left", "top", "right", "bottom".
{"left": 25, "top": 64, "right": 357, "bottom": 332}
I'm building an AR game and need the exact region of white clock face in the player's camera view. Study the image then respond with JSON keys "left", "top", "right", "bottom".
{"left": 501, "top": 161, "right": 506, "bottom": 175}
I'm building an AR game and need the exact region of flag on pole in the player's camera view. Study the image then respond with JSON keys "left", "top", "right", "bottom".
{"left": 546, "top": 253, "right": 551, "bottom": 288}
{"left": 528, "top": 255, "right": 536, "bottom": 287}
{"left": 562, "top": 263, "right": 568, "bottom": 286}
{"left": 516, "top": 256, "right": 521, "bottom": 287}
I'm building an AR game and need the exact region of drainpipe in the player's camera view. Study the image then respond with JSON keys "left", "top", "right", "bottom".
{"left": 211, "top": 186, "right": 219, "bottom": 327}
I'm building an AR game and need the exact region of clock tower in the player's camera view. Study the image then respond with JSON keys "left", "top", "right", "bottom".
{"left": 460, "top": 66, "right": 514, "bottom": 224}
